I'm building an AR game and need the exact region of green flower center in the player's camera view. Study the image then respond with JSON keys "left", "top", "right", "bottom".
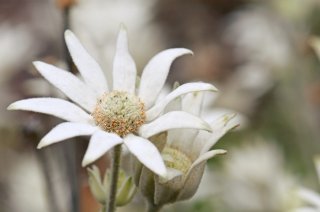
{"left": 161, "top": 147, "right": 192, "bottom": 174}
{"left": 92, "top": 91, "right": 146, "bottom": 137}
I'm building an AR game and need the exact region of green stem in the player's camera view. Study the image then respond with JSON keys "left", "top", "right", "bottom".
{"left": 146, "top": 202, "right": 163, "bottom": 212}
{"left": 106, "top": 145, "right": 122, "bottom": 212}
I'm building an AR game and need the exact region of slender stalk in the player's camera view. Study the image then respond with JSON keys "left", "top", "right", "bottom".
{"left": 106, "top": 145, "right": 122, "bottom": 212}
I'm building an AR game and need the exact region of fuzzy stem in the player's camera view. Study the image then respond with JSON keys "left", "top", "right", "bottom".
{"left": 106, "top": 145, "right": 122, "bottom": 212}
{"left": 146, "top": 202, "right": 163, "bottom": 212}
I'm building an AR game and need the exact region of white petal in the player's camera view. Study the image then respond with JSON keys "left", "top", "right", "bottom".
{"left": 163, "top": 85, "right": 181, "bottom": 113}
{"left": 82, "top": 130, "right": 123, "bottom": 166}
{"left": 191, "top": 149, "right": 226, "bottom": 170}
{"left": 146, "top": 82, "right": 218, "bottom": 121}
{"left": 167, "top": 129, "right": 198, "bottom": 153}
{"left": 199, "top": 113, "right": 238, "bottom": 155}
{"left": 7, "top": 98, "right": 92, "bottom": 123}
{"left": 167, "top": 91, "right": 204, "bottom": 149}
{"left": 165, "top": 95, "right": 188, "bottom": 147}
{"left": 33, "top": 61, "right": 97, "bottom": 112}
{"left": 182, "top": 91, "right": 204, "bottom": 116}
{"left": 124, "top": 134, "right": 167, "bottom": 177}
{"left": 139, "top": 111, "right": 212, "bottom": 138}
{"left": 203, "top": 108, "right": 248, "bottom": 130}
{"left": 159, "top": 168, "right": 183, "bottom": 184}
{"left": 139, "top": 48, "right": 193, "bottom": 109}
{"left": 298, "top": 187, "right": 320, "bottom": 208}
{"left": 38, "top": 122, "right": 97, "bottom": 148}
{"left": 294, "top": 207, "right": 319, "bottom": 212}
{"left": 64, "top": 30, "right": 108, "bottom": 95}
{"left": 112, "top": 26, "right": 137, "bottom": 93}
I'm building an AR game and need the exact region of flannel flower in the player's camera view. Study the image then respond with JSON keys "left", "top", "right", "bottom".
{"left": 134, "top": 90, "right": 237, "bottom": 208}
{"left": 7, "top": 26, "right": 217, "bottom": 177}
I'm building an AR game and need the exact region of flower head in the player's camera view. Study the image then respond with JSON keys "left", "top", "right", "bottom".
{"left": 134, "top": 91, "right": 237, "bottom": 207}
{"left": 8, "top": 25, "right": 217, "bottom": 177}
{"left": 87, "top": 166, "right": 136, "bottom": 206}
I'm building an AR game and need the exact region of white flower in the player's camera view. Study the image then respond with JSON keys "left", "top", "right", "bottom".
{"left": 8, "top": 26, "right": 217, "bottom": 177}
{"left": 297, "top": 188, "right": 320, "bottom": 212}
{"left": 135, "top": 91, "right": 236, "bottom": 207}
{"left": 220, "top": 140, "right": 300, "bottom": 211}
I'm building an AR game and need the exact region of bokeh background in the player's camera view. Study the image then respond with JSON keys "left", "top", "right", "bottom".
{"left": 1, "top": 0, "right": 320, "bottom": 211}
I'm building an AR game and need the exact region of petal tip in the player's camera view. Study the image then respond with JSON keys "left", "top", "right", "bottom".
{"left": 177, "top": 48, "right": 193, "bottom": 56}
{"left": 220, "top": 149, "right": 227, "bottom": 154}
{"left": 158, "top": 169, "right": 168, "bottom": 179}
{"left": 32, "top": 61, "right": 41, "bottom": 66}
{"left": 7, "top": 103, "right": 14, "bottom": 110}
{"left": 210, "top": 85, "right": 219, "bottom": 92}
{"left": 187, "top": 49, "right": 194, "bottom": 55}
{"left": 212, "top": 149, "right": 227, "bottom": 156}
{"left": 33, "top": 61, "right": 50, "bottom": 73}
{"left": 119, "top": 23, "right": 127, "bottom": 31}
{"left": 81, "top": 158, "right": 90, "bottom": 167}
{"left": 37, "top": 141, "right": 45, "bottom": 149}
{"left": 64, "top": 29, "right": 73, "bottom": 38}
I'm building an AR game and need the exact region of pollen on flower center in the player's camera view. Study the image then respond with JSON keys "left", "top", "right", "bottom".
{"left": 161, "top": 147, "right": 192, "bottom": 174}
{"left": 92, "top": 91, "right": 146, "bottom": 137}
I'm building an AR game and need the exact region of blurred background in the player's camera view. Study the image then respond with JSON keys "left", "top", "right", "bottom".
{"left": 1, "top": 0, "right": 320, "bottom": 211}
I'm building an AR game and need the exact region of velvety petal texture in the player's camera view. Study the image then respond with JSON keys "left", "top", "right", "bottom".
{"left": 139, "top": 111, "right": 212, "bottom": 138}
{"left": 33, "top": 61, "right": 97, "bottom": 112}
{"left": 82, "top": 130, "right": 123, "bottom": 166}
{"left": 38, "top": 122, "right": 97, "bottom": 148}
{"left": 8, "top": 98, "right": 92, "bottom": 123}
{"left": 167, "top": 91, "right": 204, "bottom": 148}
{"left": 124, "top": 134, "right": 167, "bottom": 177}
{"left": 146, "top": 82, "right": 217, "bottom": 121}
{"left": 138, "top": 48, "right": 193, "bottom": 109}
{"left": 112, "top": 25, "right": 137, "bottom": 93}
{"left": 65, "top": 30, "right": 108, "bottom": 95}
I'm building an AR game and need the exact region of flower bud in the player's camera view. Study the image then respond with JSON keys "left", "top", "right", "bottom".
{"left": 116, "top": 172, "right": 136, "bottom": 206}
{"left": 87, "top": 166, "right": 136, "bottom": 207}
{"left": 87, "top": 166, "right": 106, "bottom": 204}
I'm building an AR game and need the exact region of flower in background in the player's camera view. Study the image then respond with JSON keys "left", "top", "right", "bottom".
{"left": 219, "top": 7, "right": 292, "bottom": 118}
{"left": 8, "top": 26, "right": 217, "bottom": 177}
{"left": 135, "top": 90, "right": 237, "bottom": 209}
{"left": 219, "top": 140, "right": 301, "bottom": 211}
